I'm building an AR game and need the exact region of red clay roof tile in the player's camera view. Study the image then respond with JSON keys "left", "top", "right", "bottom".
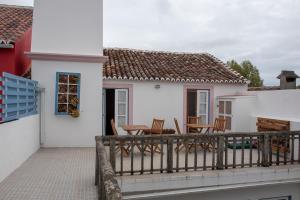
{"left": 103, "top": 48, "right": 247, "bottom": 83}
{"left": 0, "top": 4, "right": 33, "bottom": 43}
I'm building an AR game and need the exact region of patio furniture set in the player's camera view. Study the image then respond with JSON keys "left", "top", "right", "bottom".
{"left": 110, "top": 117, "right": 227, "bottom": 156}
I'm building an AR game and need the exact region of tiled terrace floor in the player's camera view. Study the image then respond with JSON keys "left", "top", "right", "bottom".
{"left": 0, "top": 146, "right": 295, "bottom": 199}
{"left": 0, "top": 148, "right": 97, "bottom": 200}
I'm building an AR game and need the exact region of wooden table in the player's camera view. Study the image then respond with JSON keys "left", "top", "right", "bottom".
{"left": 187, "top": 124, "right": 214, "bottom": 134}
{"left": 122, "top": 125, "right": 150, "bottom": 135}
{"left": 122, "top": 125, "right": 150, "bottom": 152}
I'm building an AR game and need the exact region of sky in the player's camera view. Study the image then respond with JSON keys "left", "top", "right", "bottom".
{"left": 1, "top": 0, "right": 300, "bottom": 85}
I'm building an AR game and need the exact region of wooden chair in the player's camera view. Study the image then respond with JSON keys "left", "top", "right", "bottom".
{"left": 151, "top": 118, "right": 164, "bottom": 134}
{"left": 111, "top": 119, "right": 130, "bottom": 156}
{"left": 201, "top": 118, "right": 226, "bottom": 152}
{"left": 187, "top": 116, "right": 202, "bottom": 133}
{"left": 188, "top": 116, "right": 202, "bottom": 124}
{"left": 144, "top": 118, "right": 164, "bottom": 153}
{"left": 174, "top": 118, "right": 185, "bottom": 152}
{"left": 212, "top": 117, "right": 226, "bottom": 133}
{"left": 174, "top": 118, "right": 196, "bottom": 152}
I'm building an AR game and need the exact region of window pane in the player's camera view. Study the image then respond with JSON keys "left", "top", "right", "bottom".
{"left": 219, "top": 101, "right": 224, "bottom": 114}
{"left": 69, "top": 75, "right": 79, "bottom": 84}
{"left": 58, "top": 104, "right": 67, "bottom": 113}
{"left": 225, "top": 116, "right": 231, "bottom": 130}
{"left": 226, "top": 101, "right": 232, "bottom": 115}
{"left": 118, "top": 91, "right": 127, "bottom": 102}
{"left": 69, "top": 85, "right": 78, "bottom": 93}
{"left": 199, "top": 92, "right": 207, "bottom": 103}
{"left": 58, "top": 84, "right": 67, "bottom": 93}
{"left": 117, "top": 116, "right": 126, "bottom": 127}
{"left": 58, "top": 94, "right": 67, "bottom": 103}
{"left": 200, "top": 115, "right": 207, "bottom": 124}
{"left": 118, "top": 104, "right": 126, "bottom": 115}
{"left": 58, "top": 74, "right": 68, "bottom": 83}
{"left": 199, "top": 104, "right": 207, "bottom": 114}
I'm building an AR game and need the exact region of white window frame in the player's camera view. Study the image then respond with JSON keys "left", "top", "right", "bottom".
{"left": 115, "top": 89, "right": 129, "bottom": 128}
{"left": 218, "top": 100, "right": 232, "bottom": 130}
{"left": 196, "top": 90, "right": 209, "bottom": 124}
{"left": 102, "top": 89, "right": 106, "bottom": 136}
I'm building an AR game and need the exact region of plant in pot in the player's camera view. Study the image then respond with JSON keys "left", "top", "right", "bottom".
{"left": 68, "top": 96, "right": 80, "bottom": 118}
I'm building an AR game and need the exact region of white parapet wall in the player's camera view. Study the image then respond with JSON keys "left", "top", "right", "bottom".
{"left": 248, "top": 89, "right": 300, "bottom": 131}
{"left": 0, "top": 115, "right": 40, "bottom": 183}
{"left": 121, "top": 165, "right": 300, "bottom": 200}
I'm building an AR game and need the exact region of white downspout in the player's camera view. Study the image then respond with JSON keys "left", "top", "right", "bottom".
{"left": 38, "top": 87, "right": 45, "bottom": 145}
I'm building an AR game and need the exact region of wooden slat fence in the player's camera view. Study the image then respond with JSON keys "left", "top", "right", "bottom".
{"left": 0, "top": 72, "right": 38, "bottom": 122}
{"left": 98, "top": 131, "right": 300, "bottom": 176}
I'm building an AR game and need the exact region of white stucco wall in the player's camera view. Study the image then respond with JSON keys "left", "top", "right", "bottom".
{"left": 104, "top": 80, "right": 247, "bottom": 131}
{"left": 31, "top": 0, "right": 103, "bottom": 55}
{"left": 213, "top": 84, "right": 248, "bottom": 120}
{"left": 248, "top": 89, "right": 300, "bottom": 131}
{"left": 249, "top": 89, "right": 300, "bottom": 121}
{"left": 121, "top": 165, "right": 300, "bottom": 199}
{"left": 139, "top": 182, "right": 300, "bottom": 200}
{"left": 0, "top": 115, "right": 40, "bottom": 183}
{"left": 130, "top": 81, "right": 184, "bottom": 129}
{"left": 30, "top": 0, "right": 104, "bottom": 147}
{"left": 32, "top": 61, "right": 102, "bottom": 147}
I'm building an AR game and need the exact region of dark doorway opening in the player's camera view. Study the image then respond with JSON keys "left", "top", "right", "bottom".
{"left": 105, "top": 89, "right": 115, "bottom": 135}
{"left": 187, "top": 90, "right": 197, "bottom": 117}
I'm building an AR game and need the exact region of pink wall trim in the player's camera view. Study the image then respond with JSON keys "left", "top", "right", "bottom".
{"left": 183, "top": 84, "right": 214, "bottom": 132}
{"left": 103, "top": 83, "right": 133, "bottom": 125}
{"left": 25, "top": 52, "right": 108, "bottom": 63}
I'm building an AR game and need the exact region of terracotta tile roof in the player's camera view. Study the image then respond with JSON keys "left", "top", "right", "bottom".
{"left": 103, "top": 48, "right": 247, "bottom": 84}
{"left": 248, "top": 86, "right": 281, "bottom": 91}
{"left": 0, "top": 4, "right": 33, "bottom": 44}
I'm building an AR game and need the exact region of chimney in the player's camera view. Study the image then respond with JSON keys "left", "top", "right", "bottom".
{"left": 277, "top": 70, "right": 299, "bottom": 90}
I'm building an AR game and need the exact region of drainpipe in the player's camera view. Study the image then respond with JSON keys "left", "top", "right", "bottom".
{"left": 38, "top": 87, "right": 45, "bottom": 145}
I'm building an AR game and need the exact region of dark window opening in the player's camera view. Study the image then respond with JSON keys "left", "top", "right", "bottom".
{"left": 286, "top": 77, "right": 295, "bottom": 82}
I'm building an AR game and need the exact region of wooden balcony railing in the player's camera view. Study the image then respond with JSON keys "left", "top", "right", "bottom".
{"left": 98, "top": 131, "right": 300, "bottom": 176}
{"left": 95, "top": 136, "right": 122, "bottom": 200}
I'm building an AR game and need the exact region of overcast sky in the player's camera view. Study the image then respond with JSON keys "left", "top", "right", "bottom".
{"left": 1, "top": 0, "right": 300, "bottom": 85}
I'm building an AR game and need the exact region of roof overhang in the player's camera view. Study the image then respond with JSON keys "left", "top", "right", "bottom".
{"left": 25, "top": 52, "right": 109, "bottom": 63}
{"left": 0, "top": 43, "right": 14, "bottom": 48}
{"left": 0, "top": 39, "right": 14, "bottom": 48}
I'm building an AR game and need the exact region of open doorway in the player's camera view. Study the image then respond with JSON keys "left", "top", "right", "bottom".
{"left": 186, "top": 89, "right": 210, "bottom": 126}
{"left": 102, "top": 88, "right": 129, "bottom": 135}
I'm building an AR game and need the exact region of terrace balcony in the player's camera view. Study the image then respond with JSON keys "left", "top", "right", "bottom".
{"left": 0, "top": 131, "right": 299, "bottom": 200}
{"left": 96, "top": 131, "right": 300, "bottom": 199}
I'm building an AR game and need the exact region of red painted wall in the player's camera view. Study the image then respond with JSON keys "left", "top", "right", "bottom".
{"left": 0, "top": 28, "right": 32, "bottom": 76}
{"left": 14, "top": 28, "right": 32, "bottom": 76}
{"left": 0, "top": 47, "right": 16, "bottom": 75}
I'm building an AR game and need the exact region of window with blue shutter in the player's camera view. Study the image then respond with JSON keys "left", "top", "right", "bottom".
{"left": 55, "top": 72, "right": 80, "bottom": 117}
